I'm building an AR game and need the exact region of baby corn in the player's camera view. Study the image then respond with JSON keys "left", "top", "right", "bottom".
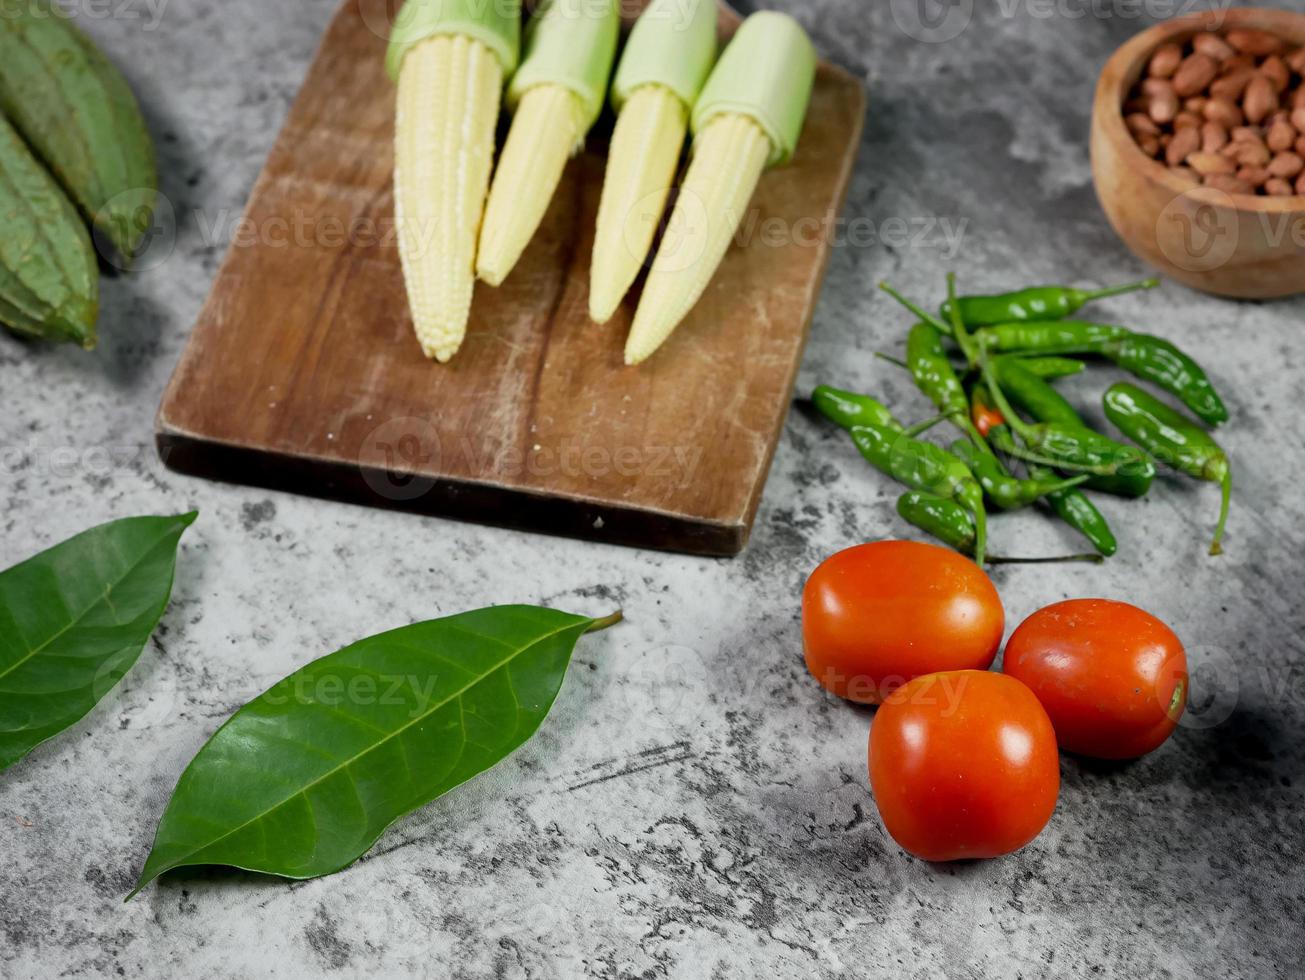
{"left": 475, "top": 0, "right": 619, "bottom": 288}
{"left": 589, "top": 0, "right": 718, "bottom": 324}
{"left": 624, "top": 114, "right": 770, "bottom": 365}
{"left": 589, "top": 84, "right": 687, "bottom": 324}
{"left": 476, "top": 84, "right": 586, "bottom": 287}
{"left": 623, "top": 12, "right": 816, "bottom": 365}
{"left": 394, "top": 34, "right": 502, "bottom": 362}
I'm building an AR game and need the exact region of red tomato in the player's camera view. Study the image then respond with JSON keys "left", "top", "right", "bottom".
{"left": 1002, "top": 598, "right": 1187, "bottom": 760}
{"left": 803, "top": 541, "right": 1004, "bottom": 704}
{"left": 869, "top": 670, "right": 1060, "bottom": 861}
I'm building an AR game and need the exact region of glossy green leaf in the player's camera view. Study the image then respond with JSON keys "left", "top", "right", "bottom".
{"left": 130, "top": 605, "right": 621, "bottom": 898}
{"left": 0, "top": 512, "right": 196, "bottom": 772}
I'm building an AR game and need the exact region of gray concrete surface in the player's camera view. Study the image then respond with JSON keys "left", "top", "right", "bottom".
{"left": 2, "top": 0, "right": 1303, "bottom": 976}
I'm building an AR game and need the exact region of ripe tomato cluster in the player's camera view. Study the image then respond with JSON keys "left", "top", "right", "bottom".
{"left": 802, "top": 540, "right": 1188, "bottom": 862}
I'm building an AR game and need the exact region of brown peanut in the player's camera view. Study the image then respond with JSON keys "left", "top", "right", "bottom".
{"left": 1260, "top": 56, "right": 1291, "bottom": 94}
{"left": 1209, "top": 69, "right": 1254, "bottom": 102}
{"left": 1201, "top": 121, "right": 1229, "bottom": 153}
{"left": 1221, "top": 54, "right": 1257, "bottom": 75}
{"left": 1149, "top": 42, "right": 1183, "bottom": 78}
{"left": 1226, "top": 29, "right": 1282, "bottom": 57}
{"left": 1192, "top": 33, "right": 1235, "bottom": 61}
{"left": 1243, "top": 75, "right": 1279, "bottom": 125}
{"left": 1126, "top": 112, "right": 1160, "bottom": 136}
{"left": 1173, "top": 53, "right": 1219, "bottom": 97}
{"left": 1203, "top": 98, "right": 1244, "bottom": 129}
{"left": 1167, "top": 126, "right": 1201, "bottom": 166}
{"left": 1234, "top": 140, "right": 1271, "bottom": 167}
{"left": 1125, "top": 27, "right": 1305, "bottom": 197}
{"left": 1143, "top": 78, "right": 1179, "bottom": 124}
{"left": 1188, "top": 151, "right": 1236, "bottom": 176}
{"left": 1267, "top": 119, "right": 1297, "bottom": 153}
{"left": 1268, "top": 152, "right": 1304, "bottom": 178}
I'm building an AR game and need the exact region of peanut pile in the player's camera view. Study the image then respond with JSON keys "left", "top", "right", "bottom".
{"left": 1125, "top": 27, "right": 1305, "bottom": 197}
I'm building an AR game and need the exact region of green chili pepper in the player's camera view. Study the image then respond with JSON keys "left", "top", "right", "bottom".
{"left": 993, "top": 357, "right": 1082, "bottom": 427}
{"left": 949, "top": 438, "right": 1088, "bottom": 511}
{"left": 978, "top": 353, "right": 1147, "bottom": 477}
{"left": 896, "top": 492, "right": 1103, "bottom": 564}
{"left": 975, "top": 322, "right": 1228, "bottom": 427}
{"left": 907, "top": 321, "right": 974, "bottom": 431}
{"left": 1103, "top": 383, "right": 1232, "bottom": 556}
{"left": 846, "top": 423, "right": 988, "bottom": 566}
{"left": 1027, "top": 464, "right": 1118, "bottom": 556}
{"left": 1013, "top": 356, "right": 1086, "bottom": 380}
{"left": 812, "top": 385, "right": 902, "bottom": 432}
{"left": 940, "top": 278, "right": 1158, "bottom": 326}
{"left": 973, "top": 320, "right": 1130, "bottom": 354}
{"left": 1101, "top": 334, "right": 1228, "bottom": 427}
{"left": 970, "top": 381, "right": 1119, "bottom": 554}
{"left": 994, "top": 360, "right": 1155, "bottom": 497}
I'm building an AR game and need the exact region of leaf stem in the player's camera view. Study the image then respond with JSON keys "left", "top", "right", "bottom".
{"left": 586, "top": 610, "right": 624, "bottom": 633}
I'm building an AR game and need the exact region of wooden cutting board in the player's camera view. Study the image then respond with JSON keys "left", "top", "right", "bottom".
{"left": 156, "top": 0, "right": 866, "bottom": 556}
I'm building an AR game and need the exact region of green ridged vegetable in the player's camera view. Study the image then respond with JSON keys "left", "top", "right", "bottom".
{"left": 0, "top": 3, "right": 157, "bottom": 264}
{"left": 0, "top": 115, "right": 98, "bottom": 347}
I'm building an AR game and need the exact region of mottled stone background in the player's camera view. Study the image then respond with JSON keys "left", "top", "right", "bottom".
{"left": 2, "top": 0, "right": 1303, "bottom": 977}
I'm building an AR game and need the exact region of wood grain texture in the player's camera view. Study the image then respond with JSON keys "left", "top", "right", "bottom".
{"left": 156, "top": 0, "right": 866, "bottom": 556}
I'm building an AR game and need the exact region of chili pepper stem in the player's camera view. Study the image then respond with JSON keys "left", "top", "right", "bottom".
{"left": 586, "top": 610, "right": 625, "bottom": 633}
{"left": 878, "top": 282, "right": 957, "bottom": 341}
{"left": 997, "top": 438, "right": 1115, "bottom": 476}
{"left": 1081, "top": 278, "right": 1160, "bottom": 303}
{"left": 874, "top": 351, "right": 910, "bottom": 370}
{"left": 903, "top": 411, "right": 961, "bottom": 437}
{"left": 989, "top": 553, "right": 1105, "bottom": 565}
{"left": 1043, "top": 473, "right": 1092, "bottom": 494}
{"left": 971, "top": 503, "right": 987, "bottom": 569}
{"left": 977, "top": 344, "right": 1036, "bottom": 441}
{"left": 1210, "top": 470, "right": 1232, "bottom": 556}
{"left": 944, "top": 272, "right": 980, "bottom": 367}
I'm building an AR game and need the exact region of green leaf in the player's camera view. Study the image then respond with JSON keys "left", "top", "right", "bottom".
{"left": 0, "top": 512, "right": 197, "bottom": 772}
{"left": 130, "top": 605, "right": 621, "bottom": 898}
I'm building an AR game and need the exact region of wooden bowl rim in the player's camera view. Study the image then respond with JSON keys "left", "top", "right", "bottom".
{"left": 1097, "top": 6, "right": 1305, "bottom": 213}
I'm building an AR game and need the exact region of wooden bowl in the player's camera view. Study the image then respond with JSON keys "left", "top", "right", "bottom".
{"left": 1091, "top": 7, "right": 1305, "bottom": 298}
